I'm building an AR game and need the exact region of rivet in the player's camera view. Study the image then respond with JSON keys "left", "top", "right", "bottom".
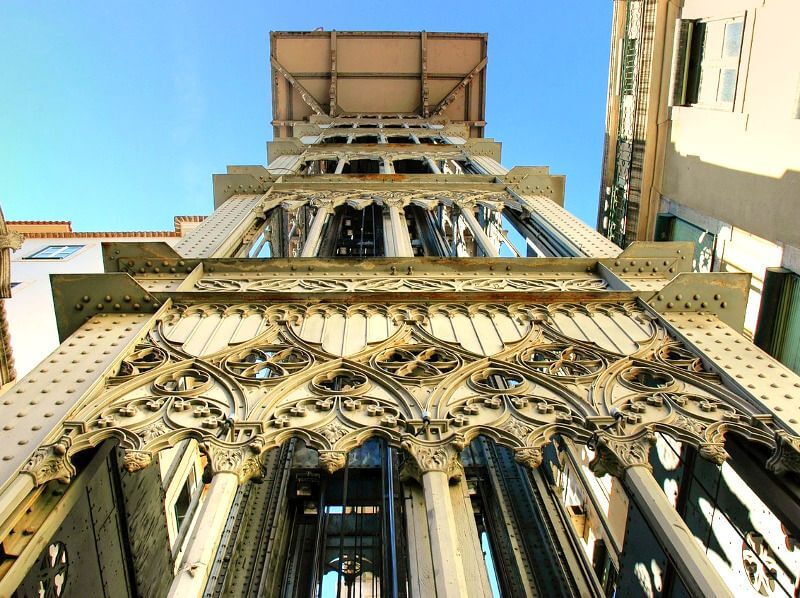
{"left": 145, "top": 261, "right": 152, "bottom": 267}
{"left": 656, "top": 295, "right": 664, "bottom": 301}
{"left": 720, "top": 301, "right": 727, "bottom": 308}
{"left": 675, "top": 294, "right": 683, "bottom": 300}
{"left": 714, "top": 294, "right": 721, "bottom": 300}
{"left": 667, "top": 302, "right": 674, "bottom": 308}
{"left": 75, "top": 304, "right": 83, "bottom": 310}
{"left": 153, "top": 267, "right": 160, "bottom": 273}
{"left": 123, "top": 295, "right": 131, "bottom": 302}
{"left": 133, "top": 303, "right": 141, "bottom": 310}
{"left": 162, "top": 261, "right": 169, "bottom": 267}
{"left": 96, "top": 304, "right": 104, "bottom": 310}
{"left": 82, "top": 296, "right": 91, "bottom": 303}
{"left": 668, "top": 267, "right": 675, "bottom": 273}
{"left": 114, "top": 304, "right": 121, "bottom": 310}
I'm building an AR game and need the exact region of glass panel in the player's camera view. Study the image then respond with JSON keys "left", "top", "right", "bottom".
{"left": 722, "top": 20, "right": 743, "bottom": 58}
{"left": 669, "top": 217, "right": 715, "bottom": 272}
{"left": 718, "top": 68, "right": 737, "bottom": 103}
{"left": 27, "top": 245, "right": 83, "bottom": 259}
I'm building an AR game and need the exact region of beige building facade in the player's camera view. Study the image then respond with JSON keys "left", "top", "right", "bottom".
{"left": 598, "top": 0, "right": 800, "bottom": 347}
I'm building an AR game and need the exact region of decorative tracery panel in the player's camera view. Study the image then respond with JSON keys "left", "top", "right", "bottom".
{"left": 19, "top": 300, "right": 800, "bottom": 487}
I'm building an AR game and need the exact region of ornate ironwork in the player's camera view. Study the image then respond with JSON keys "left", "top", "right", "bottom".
{"left": 17, "top": 300, "right": 797, "bottom": 486}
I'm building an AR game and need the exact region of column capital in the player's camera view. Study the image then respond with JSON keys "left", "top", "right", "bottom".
{"left": 201, "top": 441, "right": 265, "bottom": 483}
{"left": 21, "top": 437, "right": 75, "bottom": 486}
{"left": 766, "top": 431, "right": 800, "bottom": 475}
{"left": 400, "top": 440, "right": 463, "bottom": 483}
{"left": 514, "top": 447, "right": 544, "bottom": 469}
{"left": 319, "top": 450, "right": 347, "bottom": 474}
{"left": 0, "top": 230, "right": 23, "bottom": 252}
{"left": 381, "top": 195, "right": 410, "bottom": 209}
{"left": 309, "top": 197, "right": 337, "bottom": 212}
{"left": 123, "top": 450, "right": 154, "bottom": 472}
{"left": 588, "top": 430, "right": 655, "bottom": 479}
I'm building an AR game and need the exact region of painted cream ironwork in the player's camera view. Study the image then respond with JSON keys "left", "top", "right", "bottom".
{"left": 12, "top": 300, "right": 797, "bottom": 490}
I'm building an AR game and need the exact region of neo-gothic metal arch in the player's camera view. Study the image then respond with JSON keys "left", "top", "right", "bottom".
{"left": 14, "top": 301, "right": 800, "bottom": 495}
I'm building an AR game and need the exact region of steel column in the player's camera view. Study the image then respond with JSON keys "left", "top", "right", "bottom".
{"left": 624, "top": 465, "right": 733, "bottom": 598}
{"left": 421, "top": 470, "right": 469, "bottom": 598}
{"left": 168, "top": 472, "right": 239, "bottom": 598}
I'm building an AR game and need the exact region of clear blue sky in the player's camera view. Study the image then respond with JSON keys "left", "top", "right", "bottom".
{"left": 0, "top": 1, "right": 612, "bottom": 232}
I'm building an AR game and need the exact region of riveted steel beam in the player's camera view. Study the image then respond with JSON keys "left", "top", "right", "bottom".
{"left": 329, "top": 31, "right": 338, "bottom": 116}
{"left": 431, "top": 57, "right": 488, "bottom": 116}
{"left": 51, "top": 273, "right": 161, "bottom": 341}
{"left": 271, "top": 57, "right": 325, "bottom": 116}
{"left": 645, "top": 271, "right": 751, "bottom": 333}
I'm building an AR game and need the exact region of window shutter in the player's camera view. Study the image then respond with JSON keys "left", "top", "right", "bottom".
{"left": 672, "top": 20, "right": 693, "bottom": 105}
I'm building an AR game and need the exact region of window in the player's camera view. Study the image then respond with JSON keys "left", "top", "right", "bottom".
{"left": 352, "top": 134, "right": 379, "bottom": 144}
{"left": 677, "top": 16, "right": 744, "bottom": 109}
{"left": 24, "top": 245, "right": 83, "bottom": 260}
{"left": 391, "top": 159, "right": 432, "bottom": 174}
{"left": 341, "top": 159, "right": 380, "bottom": 174}
{"left": 173, "top": 471, "right": 195, "bottom": 531}
{"left": 619, "top": 37, "right": 637, "bottom": 96}
{"left": 385, "top": 135, "right": 415, "bottom": 144}
{"left": 755, "top": 268, "right": 800, "bottom": 375}
{"left": 654, "top": 214, "right": 715, "bottom": 272}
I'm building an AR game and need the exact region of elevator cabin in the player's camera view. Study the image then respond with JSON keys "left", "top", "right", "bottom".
{"left": 209, "top": 437, "right": 601, "bottom": 597}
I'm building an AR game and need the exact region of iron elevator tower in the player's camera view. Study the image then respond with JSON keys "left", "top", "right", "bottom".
{"left": 0, "top": 30, "right": 799, "bottom": 598}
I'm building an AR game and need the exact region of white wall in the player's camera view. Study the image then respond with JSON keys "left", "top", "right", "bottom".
{"left": 8, "top": 237, "right": 180, "bottom": 377}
